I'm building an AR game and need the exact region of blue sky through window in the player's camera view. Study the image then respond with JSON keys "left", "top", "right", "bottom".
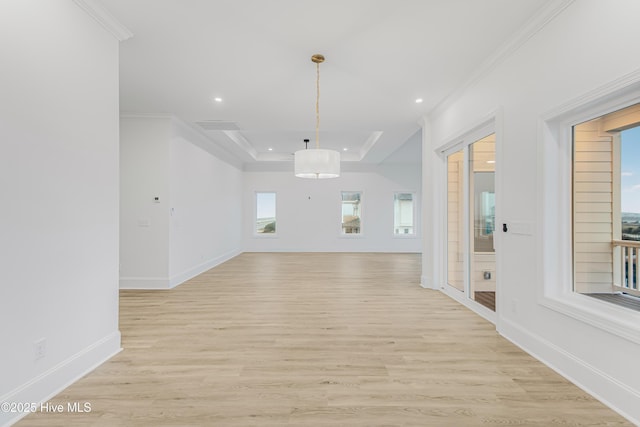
{"left": 256, "top": 192, "right": 276, "bottom": 219}
{"left": 621, "top": 126, "right": 640, "bottom": 214}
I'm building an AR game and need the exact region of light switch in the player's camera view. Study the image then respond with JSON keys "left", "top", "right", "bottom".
{"left": 510, "top": 221, "right": 533, "bottom": 235}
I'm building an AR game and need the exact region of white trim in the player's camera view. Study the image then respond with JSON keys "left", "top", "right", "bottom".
{"left": 254, "top": 191, "right": 278, "bottom": 237}
{"left": 120, "top": 249, "right": 242, "bottom": 289}
{"left": 435, "top": 110, "right": 500, "bottom": 155}
{"left": 72, "top": 0, "right": 133, "bottom": 41}
{"left": 120, "top": 113, "right": 244, "bottom": 169}
{"left": 441, "top": 284, "right": 497, "bottom": 324}
{"left": 358, "top": 131, "right": 384, "bottom": 160}
{"left": 420, "top": 275, "right": 434, "bottom": 289}
{"left": 540, "top": 294, "right": 640, "bottom": 344}
{"left": 438, "top": 114, "right": 499, "bottom": 323}
{"left": 500, "top": 317, "right": 639, "bottom": 425}
{"left": 340, "top": 190, "right": 364, "bottom": 237}
{"left": 421, "top": 117, "right": 437, "bottom": 290}
{"left": 462, "top": 146, "right": 471, "bottom": 298}
{"left": 493, "top": 109, "right": 505, "bottom": 330}
{"left": 0, "top": 332, "right": 121, "bottom": 427}
{"left": 119, "top": 276, "right": 170, "bottom": 289}
{"left": 222, "top": 130, "right": 258, "bottom": 160}
{"left": 171, "top": 117, "right": 243, "bottom": 169}
{"left": 540, "top": 69, "right": 640, "bottom": 123}
{"left": 430, "top": 0, "right": 574, "bottom": 119}
{"left": 169, "top": 249, "right": 241, "bottom": 288}
{"left": 392, "top": 190, "right": 418, "bottom": 238}
{"left": 421, "top": 116, "right": 443, "bottom": 292}
{"left": 537, "top": 68, "right": 640, "bottom": 345}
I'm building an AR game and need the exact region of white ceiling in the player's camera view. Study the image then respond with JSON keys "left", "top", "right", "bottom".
{"left": 102, "top": 0, "right": 550, "bottom": 166}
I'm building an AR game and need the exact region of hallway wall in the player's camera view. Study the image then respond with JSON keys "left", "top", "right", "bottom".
{"left": 423, "top": 0, "right": 640, "bottom": 422}
{"left": 0, "top": 2, "right": 122, "bottom": 425}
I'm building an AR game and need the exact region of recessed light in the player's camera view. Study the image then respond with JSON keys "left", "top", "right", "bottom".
{"left": 268, "top": 147, "right": 273, "bottom": 151}
{"left": 486, "top": 160, "right": 496, "bottom": 164}
{"left": 214, "top": 97, "right": 223, "bottom": 103}
{"left": 343, "top": 148, "right": 348, "bottom": 151}
{"left": 415, "top": 98, "right": 423, "bottom": 104}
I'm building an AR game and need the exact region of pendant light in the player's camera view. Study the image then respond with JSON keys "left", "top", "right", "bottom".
{"left": 294, "top": 54, "right": 340, "bottom": 179}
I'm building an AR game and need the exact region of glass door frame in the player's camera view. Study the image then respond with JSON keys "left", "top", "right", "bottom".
{"left": 440, "top": 120, "right": 498, "bottom": 324}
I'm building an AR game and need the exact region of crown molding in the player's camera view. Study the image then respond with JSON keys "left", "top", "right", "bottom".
{"left": 358, "top": 131, "right": 384, "bottom": 161}
{"left": 119, "top": 113, "right": 243, "bottom": 169}
{"left": 222, "top": 131, "right": 258, "bottom": 160}
{"left": 73, "top": 0, "right": 133, "bottom": 41}
{"left": 120, "top": 112, "right": 173, "bottom": 120}
{"left": 429, "top": 0, "right": 575, "bottom": 119}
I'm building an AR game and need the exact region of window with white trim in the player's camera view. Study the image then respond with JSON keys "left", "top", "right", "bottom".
{"left": 394, "top": 192, "right": 415, "bottom": 235}
{"left": 255, "top": 192, "right": 276, "bottom": 234}
{"left": 573, "top": 103, "right": 640, "bottom": 299}
{"left": 539, "top": 76, "right": 640, "bottom": 343}
{"left": 341, "top": 191, "right": 361, "bottom": 234}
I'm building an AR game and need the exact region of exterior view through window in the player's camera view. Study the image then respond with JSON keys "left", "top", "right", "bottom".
{"left": 573, "top": 103, "right": 640, "bottom": 301}
{"left": 341, "top": 191, "right": 361, "bottom": 234}
{"left": 469, "top": 135, "right": 496, "bottom": 311}
{"left": 394, "top": 193, "right": 415, "bottom": 235}
{"left": 255, "top": 192, "right": 276, "bottom": 234}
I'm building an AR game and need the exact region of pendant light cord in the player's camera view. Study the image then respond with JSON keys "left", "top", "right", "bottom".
{"left": 316, "top": 60, "right": 320, "bottom": 149}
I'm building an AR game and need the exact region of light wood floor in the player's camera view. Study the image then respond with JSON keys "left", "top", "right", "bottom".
{"left": 20, "top": 253, "right": 629, "bottom": 426}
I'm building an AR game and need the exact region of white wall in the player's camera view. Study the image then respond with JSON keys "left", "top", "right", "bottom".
{"left": 120, "top": 116, "right": 243, "bottom": 289}
{"left": 0, "top": 1, "right": 121, "bottom": 425}
{"left": 169, "top": 122, "right": 243, "bottom": 285}
{"left": 424, "top": 0, "right": 640, "bottom": 422}
{"left": 120, "top": 117, "right": 171, "bottom": 287}
{"left": 243, "top": 163, "right": 421, "bottom": 252}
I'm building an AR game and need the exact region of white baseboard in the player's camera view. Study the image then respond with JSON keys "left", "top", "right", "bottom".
{"left": 420, "top": 275, "right": 438, "bottom": 290}
{"left": 499, "top": 317, "right": 640, "bottom": 425}
{"left": 119, "top": 249, "right": 242, "bottom": 290}
{"left": 169, "top": 249, "right": 241, "bottom": 288}
{"left": 0, "top": 331, "right": 121, "bottom": 427}
{"left": 440, "top": 284, "right": 496, "bottom": 324}
{"left": 119, "top": 276, "right": 170, "bottom": 289}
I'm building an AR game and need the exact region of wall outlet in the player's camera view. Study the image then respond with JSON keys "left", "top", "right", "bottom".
{"left": 34, "top": 338, "right": 46, "bottom": 360}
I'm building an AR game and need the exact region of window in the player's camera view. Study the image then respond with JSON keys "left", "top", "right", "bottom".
{"left": 573, "top": 103, "right": 640, "bottom": 298}
{"left": 621, "top": 127, "right": 640, "bottom": 243}
{"left": 620, "top": 127, "right": 640, "bottom": 296}
{"left": 341, "top": 191, "right": 361, "bottom": 234}
{"left": 255, "top": 192, "right": 276, "bottom": 234}
{"left": 539, "top": 76, "right": 640, "bottom": 343}
{"left": 394, "top": 193, "right": 415, "bottom": 235}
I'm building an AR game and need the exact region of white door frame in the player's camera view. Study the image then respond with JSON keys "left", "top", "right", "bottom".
{"left": 438, "top": 115, "right": 500, "bottom": 325}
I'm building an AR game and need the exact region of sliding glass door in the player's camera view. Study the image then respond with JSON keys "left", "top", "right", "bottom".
{"left": 469, "top": 135, "right": 496, "bottom": 311}
{"left": 446, "top": 133, "right": 496, "bottom": 313}
{"left": 447, "top": 149, "right": 465, "bottom": 292}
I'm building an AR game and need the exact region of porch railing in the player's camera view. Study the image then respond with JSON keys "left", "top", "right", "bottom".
{"left": 613, "top": 239, "right": 640, "bottom": 297}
